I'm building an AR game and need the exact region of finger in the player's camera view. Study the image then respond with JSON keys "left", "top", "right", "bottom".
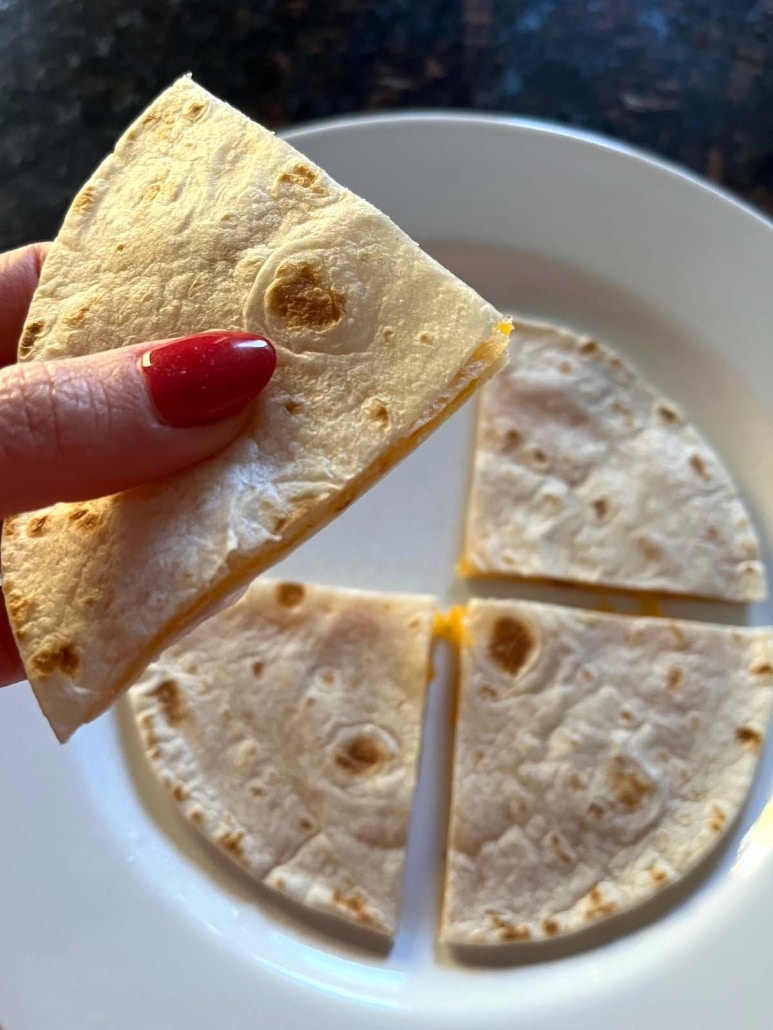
{"left": 0, "top": 243, "right": 49, "bottom": 367}
{"left": 0, "top": 330, "right": 276, "bottom": 518}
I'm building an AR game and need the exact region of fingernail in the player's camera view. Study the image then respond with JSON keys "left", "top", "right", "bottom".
{"left": 140, "top": 331, "right": 276, "bottom": 428}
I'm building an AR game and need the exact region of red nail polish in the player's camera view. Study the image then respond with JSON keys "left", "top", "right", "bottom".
{"left": 140, "top": 331, "right": 276, "bottom": 428}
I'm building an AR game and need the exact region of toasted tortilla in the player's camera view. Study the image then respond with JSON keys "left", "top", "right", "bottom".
{"left": 130, "top": 577, "right": 436, "bottom": 937}
{"left": 461, "top": 319, "right": 765, "bottom": 601}
{"left": 441, "top": 598, "right": 773, "bottom": 945}
{"left": 2, "top": 77, "right": 509, "bottom": 742}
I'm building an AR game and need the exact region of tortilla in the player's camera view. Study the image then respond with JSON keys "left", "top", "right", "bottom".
{"left": 2, "top": 77, "right": 509, "bottom": 742}
{"left": 441, "top": 598, "right": 773, "bottom": 945}
{"left": 130, "top": 577, "right": 436, "bottom": 937}
{"left": 461, "top": 319, "right": 765, "bottom": 601}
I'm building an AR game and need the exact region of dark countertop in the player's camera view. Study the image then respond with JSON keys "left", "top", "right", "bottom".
{"left": 1, "top": 0, "right": 771, "bottom": 250}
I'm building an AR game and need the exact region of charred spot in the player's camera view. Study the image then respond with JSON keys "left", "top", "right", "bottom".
{"left": 569, "top": 773, "right": 586, "bottom": 790}
{"left": 541, "top": 918, "right": 560, "bottom": 937}
{"left": 25, "top": 514, "right": 49, "bottom": 537}
{"left": 363, "top": 398, "right": 391, "bottom": 429}
{"left": 382, "top": 327, "right": 395, "bottom": 343}
{"left": 68, "top": 505, "right": 102, "bottom": 531}
{"left": 592, "top": 498, "right": 609, "bottom": 520}
{"left": 188, "top": 807, "right": 204, "bottom": 827}
{"left": 332, "top": 889, "right": 378, "bottom": 927}
{"left": 736, "top": 725, "right": 762, "bottom": 750}
{"left": 549, "top": 833, "right": 572, "bottom": 864}
{"left": 73, "top": 185, "right": 97, "bottom": 212}
{"left": 5, "top": 592, "right": 35, "bottom": 629}
{"left": 650, "top": 866, "right": 670, "bottom": 887}
{"left": 274, "top": 162, "right": 327, "bottom": 195}
{"left": 184, "top": 99, "right": 208, "bottom": 121}
{"left": 579, "top": 340, "right": 599, "bottom": 356}
{"left": 19, "top": 319, "right": 46, "bottom": 356}
{"left": 587, "top": 801, "right": 605, "bottom": 820}
{"left": 583, "top": 886, "right": 618, "bottom": 921}
{"left": 750, "top": 660, "right": 773, "bottom": 677}
{"left": 149, "top": 678, "right": 187, "bottom": 725}
{"left": 531, "top": 447, "right": 549, "bottom": 467}
{"left": 418, "top": 331, "right": 432, "bottom": 344}
{"left": 488, "top": 616, "right": 535, "bottom": 677}
{"left": 30, "top": 642, "right": 80, "bottom": 678}
{"left": 276, "top": 582, "right": 305, "bottom": 608}
{"left": 502, "top": 428, "right": 522, "bottom": 451}
{"left": 667, "top": 666, "right": 684, "bottom": 690}
{"left": 273, "top": 875, "right": 287, "bottom": 891}
{"left": 265, "top": 259, "right": 344, "bottom": 331}
{"left": 709, "top": 804, "right": 727, "bottom": 834}
{"left": 620, "top": 708, "right": 634, "bottom": 724}
{"left": 656, "top": 403, "right": 681, "bottom": 425}
{"left": 334, "top": 734, "right": 385, "bottom": 775}
{"left": 479, "top": 684, "right": 498, "bottom": 700}
{"left": 251, "top": 660, "right": 264, "bottom": 678}
{"left": 298, "top": 817, "right": 314, "bottom": 832}
{"left": 689, "top": 454, "right": 711, "bottom": 481}
{"left": 217, "top": 829, "right": 246, "bottom": 860}
{"left": 284, "top": 400, "right": 303, "bottom": 415}
{"left": 115, "top": 243, "right": 126, "bottom": 252}
{"left": 171, "top": 783, "right": 188, "bottom": 802}
{"left": 608, "top": 757, "right": 655, "bottom": 812}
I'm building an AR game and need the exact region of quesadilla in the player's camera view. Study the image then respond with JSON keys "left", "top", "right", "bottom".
{"left": 441, "top": 598, "right": 773, "bottom": 945}
{"left": 461, "top": 319, "right": 765, "bottom": 601}
{"left": 2, "top": 77, "right": 509, "bottom": 742}
{"left": 130, "top": 577, "right": 436, "bottom": 937}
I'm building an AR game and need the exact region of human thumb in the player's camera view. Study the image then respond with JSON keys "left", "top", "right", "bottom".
{"left": 0, "top": 330, "right": 276, "bottom": 518}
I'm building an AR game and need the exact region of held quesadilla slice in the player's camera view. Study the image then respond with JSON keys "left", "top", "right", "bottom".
{"left": 2, "top": 77, "right": 510, "bottom": 742}
{"left": 130, "top": 577, "right": 436, "bottom": 938}
{"left": 461, "top": 319, "right": 765, "bottom": 601}
{"left": 441, "top": 598, "right": 773, "bottom": 945}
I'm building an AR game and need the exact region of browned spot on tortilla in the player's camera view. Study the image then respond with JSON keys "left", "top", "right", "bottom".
{"left": 499, "top": 923, "right": 531, "bottom": 942}
{"left": 332, "top": 889, "right": 379, "bottom": 927}
{"left": 569, "top": 772, "right": 586, "bottom": 790}
{"left": 149, "top": 679, "right": 187, "bottom": 725}
{"left": 273, "top": 875, "right": 287, "bottom": 891}
{"left": 320, "top": 670, "right": 335, "bottom": 686}
{"left": 275, "top": 162, "right": 327, "bottom": 195}
{"left": 736, "top": 725, "right": 762, "bottom": 750}
{"left": 252, "top": 661, "right": 264, "bottom": 678}
{"left": 667, "top": 666, "right": 684, "bottom": 691}
{"left": 30, "top": 642, "right": 80, "bottom": 678}
{"left": 479, "top": 684, "right": 498, "bottom": 699}
{"left": 608, "top": 758, "right": 655, "bottom": 812}
{"left": 620, "top": 708, "right": 634, "bottom": 724}
{"left": 303, "top": 696, "right": 317, "bottom": 709}
{"left": 656, "top": 403, "right": 681, "bottom": 425}
{"left": 171, "top": 783, "right": 188, "bottom": 802}
{"left": 709, "top": 804, "right": 727, "bottom": 833}
{"left": 284, "top": 400, "right": 303, "bottom": 414}
{"left": 26, "top": 514, "right": 49, "bottom": 537}
{"left": 3, "top": 517, "right": 18, "bottom": 537}
{"left": 115, "top": 243, "right": 125, "bottom": 252}
{"left": 334, "top": 734, "right": 385, "bottom": 775}
{"left": 587, "top": 801, "right": 605, "bottom": 820}
{"left": 83, "top": 596, "right": 97, "bottom": 609}
{"left": 532, "top": 447, "right": 548, "bottom": 466}
{"left": 669, "top": 623, "right": 687, "bottom": 648}
{"left": 706, "top": 526, "right": 721, "bottom": 542}
{"left": 276, "top": 582, "right": 305, "bottom": 607}
{"left": 549, "top": 833, "right": 572, "bottom": 864}
{"left": 382, "top": 326, "right": 395, "bottom": 343}
{"left": 73, "top": 185, "right": 97, "bottom": 212}
{"left": 68, "top": 505, "right": 102, "bottom": 531}
{"left": 559, "top": 360, "right": 572, "bottom": 374}
{"left": 138, "top": 712, "right": 158, "bottom": 752}
{"left": 592, "top": 498, "right": 609, "bottom": 520}
{"left": 637, "top": 537, "right": 661, "bottom": 561}
{"left": 579, "top": 339, "right": 599, "bottom": 356}
{"left": 541, "top": 918, "right": 560, "bottom": 936}
{"left": 689, "top": 453, "right": 711, "bottom": 481}
{"left": 418, "top": 331, "right": 432, "bottom": 344}
{"left": 363, "top": 398, "right": 391, "bottom": 429}
{"left": 502, "top": 428, "right": 522, "bottom": 451}
{"left": 583, "top": 886, "right": 618, "bottom": 921}
{"left": 19, "top": 318, "right": 45, "bottom": 355}
{"left": 184, "top": 99, "right": 207, "bottom": 121}
{"left": 750, "top": 660, "right": 773, "bottom": 677}
{"left": 217, "top": 829, "right": 246, "bottom": 860}
{"left": 579, "top": 667, "right": 595, "bottom": 683}
{"left": 63, "top": 300, "right": 95, "bottom": 327}
{"left": 650, "top": 865, "right": 670, "bottom": 887}
{"left": 488, "top": 616, "right": 534, "bottom": 677}
{"left": 298, "top": 817, "right": 314, "bottom": 832}
{"left": 250, "top": 785, "right": 265, "bottom": 797}
{"left": 188, "top": 806, "right": 204, "bottom": 827}
{"left": 266, "top": 259, "right": 345, "bottom": 331}
{"left": 5, "top": 592, "right": 35, "bottom": 629}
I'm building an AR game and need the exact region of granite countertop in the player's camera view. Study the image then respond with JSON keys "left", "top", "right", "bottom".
{"left": 1, "top": 0, "right": 771, "bottom": 250}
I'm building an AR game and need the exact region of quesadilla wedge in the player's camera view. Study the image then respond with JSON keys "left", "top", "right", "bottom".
{"left": 441, "top": 598, "right": 773, "bottom": 945}
{"left": 2, "top": 77, "right": 509, "bottom": 742}
{"left": 130, "top": 577, "right": 436, "bottom": 937}
{"left": 461, "top": 319, "right": 765, "bottom": 601}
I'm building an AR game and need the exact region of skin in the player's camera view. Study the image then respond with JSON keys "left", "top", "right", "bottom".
{"left": 0, "top": 243, "right": 274, "bottom": 687}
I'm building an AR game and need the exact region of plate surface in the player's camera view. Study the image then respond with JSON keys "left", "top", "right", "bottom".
{"left": 1, "top": 114, "right": 772, "bottom": 1030}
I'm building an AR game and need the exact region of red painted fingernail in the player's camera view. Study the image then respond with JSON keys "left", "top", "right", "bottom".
{"left": 140, "top": 331, "right": 276, "bottom": 428}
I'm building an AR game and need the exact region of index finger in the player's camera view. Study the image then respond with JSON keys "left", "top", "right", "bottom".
{"left": 0, "top": 243, "right": 49, "bottom": 368}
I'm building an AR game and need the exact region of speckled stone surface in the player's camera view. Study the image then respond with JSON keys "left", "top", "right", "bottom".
{"left": 1, "top": 0, "right": 771, "bottom": 249}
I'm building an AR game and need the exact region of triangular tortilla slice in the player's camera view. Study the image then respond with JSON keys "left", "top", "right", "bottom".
{"left": 461, "top": 319, "right": 765, "bottom": 601}
{"left": 130, "top": 577, "right": 436, "bottom": 937}
{"left": 2, "top": 77, "right": 509, "bottom": 742}
{"left": 441, "top": 598, "right": 773, "bottom": 945}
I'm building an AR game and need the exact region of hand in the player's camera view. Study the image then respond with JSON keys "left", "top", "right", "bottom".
{"left": 0, "top": 243, "right": 276, "bottom": 687}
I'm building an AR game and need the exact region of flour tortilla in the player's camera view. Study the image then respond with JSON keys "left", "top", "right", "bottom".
{"left": 441, "top": 598, "right": 773, "bottom": 945}
{"left": 462, "top": 319, "right": 765, "bottom": 601}
{"left": 130, "top": 577, "right": 436, "bottom": 937}
{"left": 2, "top": 77, "right": 509, "bottom": 742}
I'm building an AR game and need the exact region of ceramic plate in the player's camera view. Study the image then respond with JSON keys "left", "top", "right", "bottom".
{"left": 1, "top": 114, "right": 772, "bottom": 1029}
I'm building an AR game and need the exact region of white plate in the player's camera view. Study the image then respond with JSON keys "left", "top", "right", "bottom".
{"left": 1, "top": 114, "right": 772, "bottom": 1030}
